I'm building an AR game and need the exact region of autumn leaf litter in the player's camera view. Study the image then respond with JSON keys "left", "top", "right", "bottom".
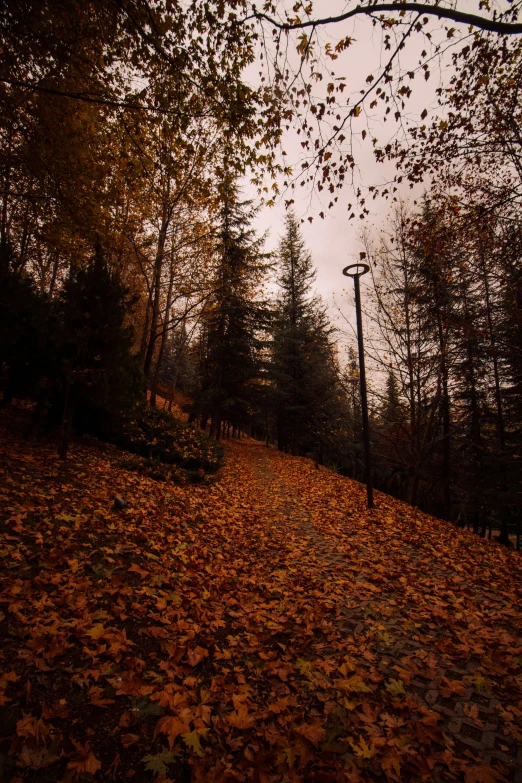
{"left": 0, "top": 414, "right": 521, "bottom": 782}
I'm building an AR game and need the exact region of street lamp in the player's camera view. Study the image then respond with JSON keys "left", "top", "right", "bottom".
{"left": 343, "top": 262, "right": 374, "bottom": 509}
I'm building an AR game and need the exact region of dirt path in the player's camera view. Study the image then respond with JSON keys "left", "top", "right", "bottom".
{"left": 228, "top": 440, "right": 522, "bottom": 781}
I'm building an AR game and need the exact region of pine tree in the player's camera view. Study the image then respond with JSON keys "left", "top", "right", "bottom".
{"left": 382, "top": 370, "right": 404, "bottom": 427}
{"left": 192, "top": 177, "right": 269, "bottom": 439}
{"left": 0, "top": 240, "right": 49, "bottom": 404}
{"left": 271, "top": 212, "right": 342, "bottom": 457}
{"left": 411, "top": 201, "right": 456, "bottom": 519}
{"left": 55, "top": 244, "right": 143, "bottom": 457}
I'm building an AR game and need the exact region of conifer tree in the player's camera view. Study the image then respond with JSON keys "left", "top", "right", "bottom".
{"left": 382, "top": 370, "right": 404, "bottom": 427}
{"left": 271, "top": 212, "right": 342, "bottom": 457}
{"left": 192, "top": 177, "right": 269, "bottom": 439}
{"left": 55, "top": 244, "right": 143, "bottom": 457}
{"left": 0, "top": 240, "right": 49, "bottom": 404}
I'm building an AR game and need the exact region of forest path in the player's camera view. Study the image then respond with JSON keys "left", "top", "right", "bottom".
{"left": 224, "top": 438, "right": 522, "bottom": 781}
{"left": 1, "top": 414, "right": 521, "bottom": 782}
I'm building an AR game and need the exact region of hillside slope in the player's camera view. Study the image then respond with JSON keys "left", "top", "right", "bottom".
{"left": 0, "top": 410, "right": 521, "bottom": 782}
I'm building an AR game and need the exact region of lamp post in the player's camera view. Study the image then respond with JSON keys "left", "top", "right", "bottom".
{"left": 343, "top": 263, "right": 374, "bottom": 509}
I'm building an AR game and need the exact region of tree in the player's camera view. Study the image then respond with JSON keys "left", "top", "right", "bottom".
{"left": 362, "top": 192, "right": 521, "bottom": 544}
{"left": 191, "top": 177, "right": 270, "bottom": 439}
{"left": 247, "top": 2, "right": 522, "bottom": 217}
{"left": 382, "top": 370, "right": 404, "bottom": 427}
{"left": 0, "top": 240, "right": 49, "bottom": 404}
{"left": 0, "top": 0, "right": 274, "bottom": 325}
{"left": 55, "top": 244, "right": 143, "bottom": 458}
{"left": 271, "top": 212, "right": 343, "bottom": 457}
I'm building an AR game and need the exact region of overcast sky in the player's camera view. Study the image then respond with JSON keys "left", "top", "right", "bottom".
{"left": 243, "top": 0, "right": 490, "bottom": 349}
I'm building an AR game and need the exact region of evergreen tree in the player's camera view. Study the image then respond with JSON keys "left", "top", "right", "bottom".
{"left": 0, "top": 240, "right": 49, "bottom": 404}
{"left": 411, "top": 202, "right": 456, "bottom": 519}
{"left": 382, "top": 370, "right": 404, "bottom": 427}
{"left": 271, "top": 212, "right": 343, "bottom": 457}
{"left": 192, "top": 177, "right": 269, "bottom": 439}
{"left": 55, "top": 244, "right": 144, "bottom": 457}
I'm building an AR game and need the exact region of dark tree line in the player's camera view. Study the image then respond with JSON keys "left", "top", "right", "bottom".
{"left": 160, "top": 205, "right": 366, "bottom": 489}
{"left": 0, "top": 240, "right": 142, "bottom": 455}
{"left": 365, "top": 198, "right": 522, "bottom": 546}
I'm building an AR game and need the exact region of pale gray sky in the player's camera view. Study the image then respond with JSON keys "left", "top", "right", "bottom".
{"left": 244, "top": 0, "right": 493, "bottom": 345}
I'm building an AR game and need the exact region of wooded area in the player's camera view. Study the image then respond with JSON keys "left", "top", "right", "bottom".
{"left": 0, "top": 2, "right": 521, "bottom": 779}
{"left": 1, "top": 0, "right": 521, "bottom": 541}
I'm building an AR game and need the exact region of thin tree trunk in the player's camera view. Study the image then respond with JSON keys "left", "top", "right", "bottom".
{"left": 143, "top": 201, "right": 170, "bottom": 380}
{"left": 48, "top": 253, "right": 60, "bottom": 298}
{"left": 150, "top": 256, "right": 176, "bottom": 407}
{"left": 1, "top": 162, "right": 10, "bottom": 252}
{"left": 481, "top": 258, "right": 505, "bottom": 448}
{"left": 59, "top": 381, "right": 75, "bottom": 461}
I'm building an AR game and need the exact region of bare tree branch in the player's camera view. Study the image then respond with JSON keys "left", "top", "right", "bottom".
{"left": 253, "top": 4, "right": 522, "bottom": 36}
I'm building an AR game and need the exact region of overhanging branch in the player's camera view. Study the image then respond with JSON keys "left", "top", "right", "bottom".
{"left": 253, "top": 3, "right": 522, "bottom": 35}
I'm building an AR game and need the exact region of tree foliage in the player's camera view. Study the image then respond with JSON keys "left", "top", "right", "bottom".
{"left": 271, "top": 212, "right": 345, "bottom": 457}
{"left": 365, "top": 197, "right": 522, "bottom": 540}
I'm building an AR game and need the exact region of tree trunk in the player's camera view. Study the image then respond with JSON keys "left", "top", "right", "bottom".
{"left": 59, "top": 381, "right": 75, "bottom": 461}
{"left": 150, "top": 257, "right": 175, "bottom": 407}
{"left": 143, "top": 205, "right": 170, "bottom": 381}
{"left": 437, "top": 316, "right": 451, "bottom": 521}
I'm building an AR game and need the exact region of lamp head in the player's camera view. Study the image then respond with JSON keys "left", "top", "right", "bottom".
{"left": 342, "top": 263, "right": 370, "bottom": 278}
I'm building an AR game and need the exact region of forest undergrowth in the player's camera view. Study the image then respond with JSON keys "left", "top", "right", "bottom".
{"left": 0, "top": 406, "right": 521, "bottom": 783}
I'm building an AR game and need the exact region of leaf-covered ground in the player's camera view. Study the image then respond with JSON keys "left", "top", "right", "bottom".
{"left": 0, "top": 408, "right": 521, "bottom": 783}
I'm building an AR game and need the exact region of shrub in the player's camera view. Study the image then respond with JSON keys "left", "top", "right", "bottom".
{"left": 103, "top": 404, "right": 223, "bottom": 472}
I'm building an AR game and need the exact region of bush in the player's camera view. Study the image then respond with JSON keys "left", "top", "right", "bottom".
{"left": 115, "top": 456, "right": 187, "bottom": 483}
{"left": 103, "top": 404, "right": 223, "bottom": 472}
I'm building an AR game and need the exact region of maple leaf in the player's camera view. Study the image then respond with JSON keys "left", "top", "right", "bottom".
{"left": 141, "top": 750, "right": 176, "bottom": 776}
{"left": 268, "top": 697, "right": 290, "bottom": 714}
{"left": 120, "top": 733, "right": 140, "bottom": 748}
{"left": 16, "top": 714, "right": 48, "bottom": 744}
{"left": 438, "top": 677, "right": 466, "bottom": 698}
{"left": 382, "top": 753, "right": 402, "bottom": 777}
{"left": 294, "top": 721, "right": 326, "bottom": 746}
{"left": 89, "top": 686, "right": 115, "bottom": 707}
{"left": 336, "top": 675, "right": 371, "bottom": 693}
{"left": 186, "top": 646, "right": 208, "bottom": 667}
{"left": 41, "top": 699, "right": 68, "bottom": 720}
{"left": 153, "top": 715, "right": 190, "bottom": 749}
{"left": 464, "top": 674, "right": 490, "bottom": 694}
{"left": 349, "top": 736, "right": 377, "bottom": 759}
{"left": 227, "top": 706, "right": 255, "bottom": 730}
{"left": 295, "top": 659, "right": 314, "bottom": 677}
{"left": 128, "top": 563, "right": 148, "bottom": 577}
{"left": 277, "top": 744, "right": 298, "bottom": 768}
{"left": 463, "top": 703, "right": 484, "bottom": 725}
{"left": 0, "top": 670, "right": 18, "bottom": 688}
{"left": 385, "top": 678, "right": 405, "bottom": 696}
{"left": 67, "top": 739, "right": 102, "bottom": 776}
{"left": 183, "top": 728, "right": 208, "bottom": 756}
{"left": 359, "top": 702, "right": 379, "bottom": 724}
{"left": 84, "top": 624, "right": 106, "bottom": 640}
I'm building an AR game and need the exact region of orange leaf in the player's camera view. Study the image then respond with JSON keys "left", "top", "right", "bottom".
{"left": 67, "top": 740, "right": 102, "bottom": 776}
{"left": 128, "top": 563, "right": 148, "bottom": 577}
{"left": 186, "top": 646, "right": 208, "bottom": 667}
{"left": 294, "top": 721, "right": 326, "bottom": 746}
{"left": 153, "top": 715, "right": 190, "bottom": 749}
{"left": 120, "top": 733, "right": 139, "bottom": 748}
{"left": 438, "top": 677, "right": 466, "bottom": 698}
{"left": 89, "top": 686, "right": 115, "bottom": 708}
{"left": 227, "top": 706, "right": 255, "bottom": 730}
